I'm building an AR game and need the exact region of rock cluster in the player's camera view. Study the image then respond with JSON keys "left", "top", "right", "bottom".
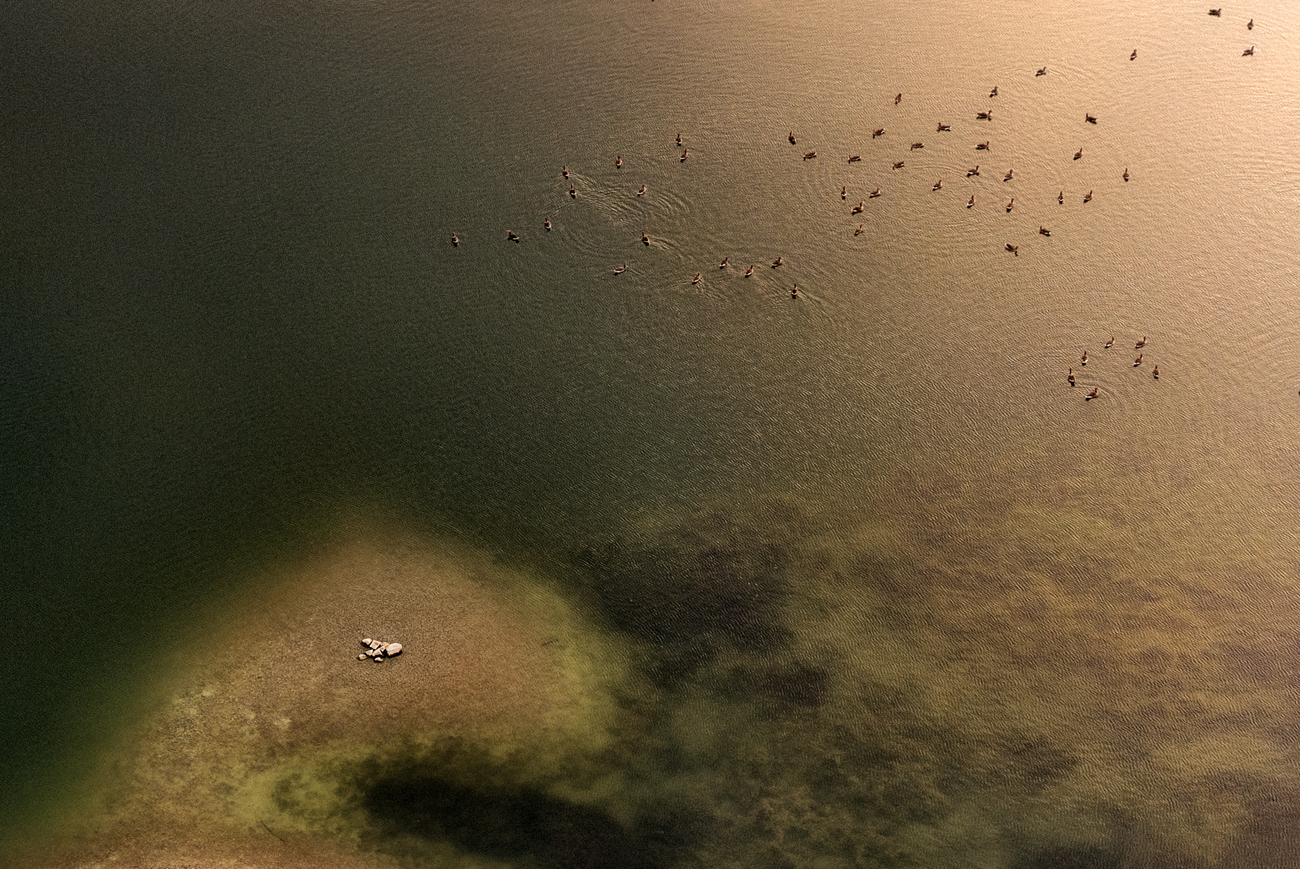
{"left": 357, "top": 637, "right": 403, "bottom": 662}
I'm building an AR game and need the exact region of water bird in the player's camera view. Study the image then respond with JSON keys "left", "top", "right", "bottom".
{"left": 967, "top": 194, "right": 975, "bottom": 208}
{"left": 692, "top": 273, "right": 701, "bottom": 284}
{"left": 1131, "top": 48, "right": 1138, "bottom": 60}
{"left": 1006, "top": 197, "right": 1015, "bottom": 212}
{"left": 562, "top": 165, "right": 569, "bottom": 178}
{"left": 990, "top": 86, "right": 999, "bottom": 97}
{"left": 1123, "top": 168, "right": 1129, "bottom": 181}
{"left": 1248, "top": 18, "right": 1254, "bottom": 29}
{"left": 1039, "top": 226, "right": 1051, "bottom": 236}
{"left": 1105, "top": 336, "right": 1115, "bottom": 348}
{"left": 1005, "top": 243, "right": 1019, "bottom": 256}
{"left": 1087, "top": 387, "right": 1099, "bottom": 399}
{"left": 569, "top": 185, "right": 577, "bottom": 198}
{"left": 791, "top": 283, "right": 799, "bottom": 297}
{"left": 1003, "top": 168, "right": 1014, "bottom": 181}
{"left": 869, "top": 187, "right": 881, "bottom": 198}
{"left": 680, "top": 149, "right": 689, "bottom": 161}
{"left": 637, "top": 184, "right": 647, "bottom": 195}
{"left": 1084, "top": 190, "right": 1093, "bottom": 202}
{"left": 873, "top": 128, "right": 885, "bottom": 138}
{"left": 1068, "top": 368, "right": 1076, "bottom": 386}
{"left": 852, "top": 201, "right": 865, "bottom": 214}
{"left": 744, "top": 265, "right": 754, "bottom": 277}
{"left": 841, "top": 185, "right": 847, "bottom": 199}
{"left": 1209, "top": 8, "right": 1221, "bottom": 16}
{"left": 719, "top": 257, "right": 729, "bottom": 269}
{"left": 507, "top": 230, "right": 520, "bottom": 242}
{"left": 976, "top": 141, "right": 990, "bottom": 150}
{"left": 1081, "top": 350, "right": 1088, "bottom": 365}
{"left": 1135, "top": 336, "right": 1146, "bottom": 348}
{"left": 613, "top": 264, "right": 626, "bottom": 275}
{"left": 789, "top": 131, "right": 797, "bottom": 144}
{"left": 967, "top": 166, "right": 980, "bottom": 177}
{"left": 848, "top": 154, "right": 861, "bottom": 163}
{"left": 676, "top": 132, "right": 683, "bottom": 145}
{"left": 772, "top": 256, "right": 783, "bottom": 267}
{"left": 855, "top": 223, "right": 865, "bottom": 236}
{"left": 451, "top": 233, "right": 459, "bottom": 246}
{"left": 910, "top": 142, "right": 924, "bottom": 150}
{"left": 1243, "top": 45, "right": 1255, "bottom": 55}
{"left": 803, "top": 151, "right": 817, "bottom": 160}
{"left": 544, "top": 218, "right": 552, "bottom": 231}
{"left": 1074, "top": 147, "right": 1083, "bottom": 160}
{"left": 895, "top": 93, "right": 902, "bottom": 104}
{"left": 642, "top": 232, "right": 650, "bottom": 245}
{"left": 932, "top": 179, "right": 943, "bottom": 191}
{"left": 937, "top": 123, "right": 952, "bottom": 131}
{"left": 892, "top": 161, "right": 905, "bottom": 170}
{"left": 1058, "top": 190, "right": 1064, "bottom": 204}
{"left": 615, "top": 154, "right": 622, "bottom": 167}
{"left": 1086, "top": 114, "right": 1097, "bottom": 124}
{"left": 1133, "top": 353, "right": 1143, "bottom": 366}
{"left": 1036, "top": 66, "right": 1048, "bottom": 76}
{"left": 1153, "top": 365, "right": 1160, "bottom": 379}
{"left": 977, "top": 111, "right": 992, "bottom": 120}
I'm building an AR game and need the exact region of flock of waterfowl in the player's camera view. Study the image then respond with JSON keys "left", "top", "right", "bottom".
{"left": 446, "top": 8, "right": 1260, "bottom": 384}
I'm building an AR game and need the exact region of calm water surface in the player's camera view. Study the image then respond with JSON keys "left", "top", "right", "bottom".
{"left": 4, "top": 0, "right": 1300, "bottom": 865}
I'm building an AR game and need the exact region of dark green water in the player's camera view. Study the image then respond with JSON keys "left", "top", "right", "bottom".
{"left": 5, "top": 0, "right": 1300, "bottom": 865}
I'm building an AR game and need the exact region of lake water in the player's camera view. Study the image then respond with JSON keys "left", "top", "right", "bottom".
{"left": 5, "top": 0, "right": 1300, "bottom": 866}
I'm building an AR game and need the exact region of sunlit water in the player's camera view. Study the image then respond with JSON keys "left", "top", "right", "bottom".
{"left": 4, "top": 0, "right": 1300, "bottom": 866}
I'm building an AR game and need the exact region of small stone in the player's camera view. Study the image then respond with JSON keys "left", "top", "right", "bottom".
{"left": 384, "top": 643, "right": 403, "bottom": 657}
{"left": 357, "top": 653, "right": 367, "bottom": 661}
{"left": 361, "top": 638, "right": 373, "bottom": 647}
{"left": 368, "top": 640, "right": 382, "bottom": 650}
{"left": 372, "top": 653, "right": 384, "bottom": 661}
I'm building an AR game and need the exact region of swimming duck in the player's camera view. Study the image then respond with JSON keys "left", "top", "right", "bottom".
{"left": 772, "top": 256, "right": 783, "bottom": 267}
{"left": 1074, "top": 148, "right": 1083, "bottom": 160}
{"left": 1003, "top": 168, "right": 1014, "bottom": 181}
{"left": 1036, "top": 66, "right": 1047, "bottom": 76}
{"left": 990, "top": 86, "right": 999, "bottom": 97}
{"left": 451, "top": 233, "right": 459, "bottom": 246}
{"left": 854, "top": 223, "right": 864, "bottom": 236}
{"left": 1243, "top": 46, "right": 1255, "bottom": 55}
{"left": 789, "top": 131, "right": 797, "bottom": 144}
{"left": 976, "top": 141, "right": 990, "bottom": 150}
{"left": 1248, "top": 18, "right": 1253, "bottom": 29}
{"left": 1131, "top": 48, "right": 1138, "bottom": 60}
{"left": 637, "top": 184, "right": 647, "bottom": 196}
{"left": 967, "top": 194, "right": 975, "bottom": 208}
{"left": 1209, "top": 8, "right": 1221, "bottom": 16}
{"left": 1058, "top": 190, "right": 1064, "bottom": 204}
{"left": 613, "top": 264, "right": 626, "bottom": 275}
{"left": 873, "top": 128, "right": 885, "bottom": 138}
{"left": 791, "top": 283, "right": 799, "bottom": 297}
{"left": 719, "top": 257, "right": 729, "bottom": 269}
{"left": 1135, "top": 336, "right": 1146, "bottom": 348}
{"left": 692, "top": 273, "right": 701, "bottom": 284}
{"left": 1006, "top": 243, "right": 1019, "bottom": 256}
{"left": 841, "top": 185, "right": 847, "bottom": 199}
{"left": 977, "top": 111, "right": 992, "bottom": 120}
{"left": 642, "top": 232, "right": 650, "bottom": 245}
{"left": 967, "top": 166, "right": 980, "bottom": 177}
{"left": 852, "top": 201, "right": 865, "bottom": 214}
{"left": 1039, "top": 226, "right": 1051, "bottom": 236}
{"left": 937, "top": 123, "right": 952, "bottom": 132}
{"left": 1153, "top": 365, "right": 1159, "bottom": 379}
{"left": 895, "top": 93, "right": 902, "bottom": 104}
{"left": 562, "top": 165, "right": 569, "bottom": 178}
{"left": 1068, "top": 368, "right": 1076, "bottom": 386}
{"left": 933, "top": 179, "right": 943, "bottom": 191}
{"left": 544, "top": 218, "right": 552, "bottom": 231}
{"left": 744, "top": 265, "right": 754, "bottom": 277}
{"left": 676, "top": 132, "right": 683, "bottom": 145}
{"left": 507, "top": 230, "right": 520, "bottom": 242}
{"left": 869, "top": 187, "right": 881, "bottom": 198}
{"left": 1081, "top": 350, "right": 1088, "bottom": 366}
{"left": 615, "top": 154, "right": 622, "bottom": 168}
{"left": 1133, "top": 353, "right": 1143, "bottom": 366}
{"left": 892, "top": 161, "right": 905, "bottom": 170}
{"left": 1105, "top": 336, "right": 1114, "bottom": 348}
{"left": 569, "top": 185, "right": 577, "bottom": 198}
{"left": 848, "top": 154, "right": 861, "bottom": 163}
{"left": 680, "top": 149, "right": 689, "bottom": 162}
{"left": 803, "top": 151, "right": 817, "bottom": 160}
{"left": 1083, "top": 190, "right": 1093, "bottom": 202}
{"left": 1123, "top": 168, "right": 1129, "bottom": 182}
{"left": 1085, "top": 114, "right": 1097, "bottom": 124}
{"left": 910, "top": 142, "right": 924, "bottom": 150}
{"left": 1006, "top": 197, "right": 1015, "bottom": 212}
{"left": 1087, "top": 387, "right": 1099, "bottom": 399}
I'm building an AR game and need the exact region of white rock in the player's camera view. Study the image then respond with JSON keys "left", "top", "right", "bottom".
{"left": 368, "top": 640, "right": 382, "bottom": 650}
{"left": 361, "top": 638, "right": 373, "bottom": 647}
{"left": 357, "top": 653, "right": 367, "bottom": 661}
{"left": 384, "top": 643, "right": 402, "bottom": 657}
{"left": 372, "top": 653, "right": 384, "bottom": 661}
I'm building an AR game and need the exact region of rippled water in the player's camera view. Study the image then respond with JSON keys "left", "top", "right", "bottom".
{"left": 5, "top": 0, "right": 1300, "bottom": 865}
